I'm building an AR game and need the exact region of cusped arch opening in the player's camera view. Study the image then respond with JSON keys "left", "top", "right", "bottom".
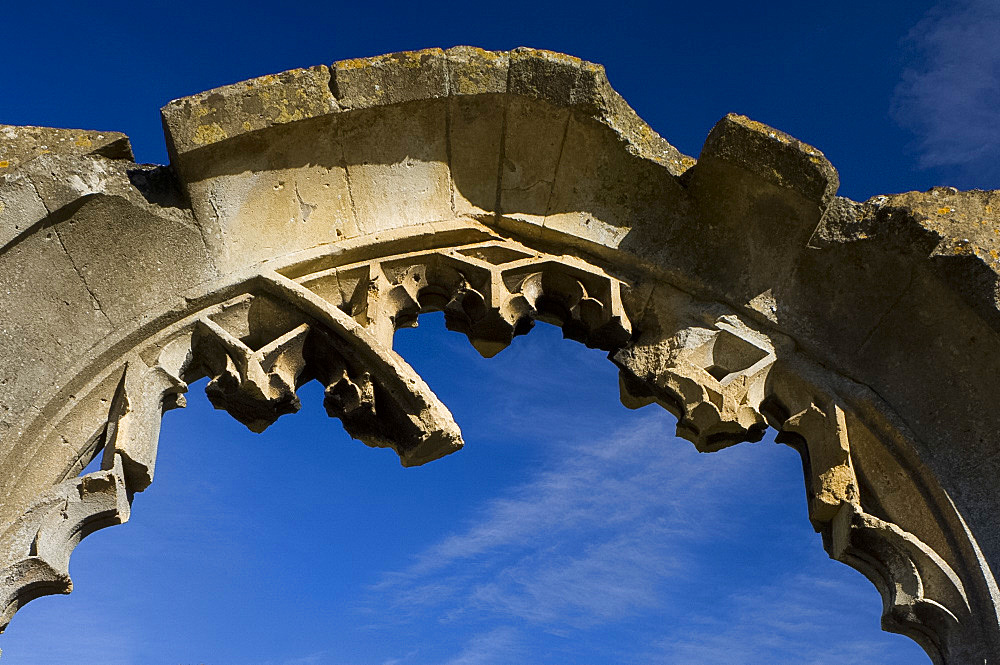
{"left": 0, "top": 224, "right": 980, "bottom": 663}
{"left": 0, "top": 313, "right": 930, "bottom": 664}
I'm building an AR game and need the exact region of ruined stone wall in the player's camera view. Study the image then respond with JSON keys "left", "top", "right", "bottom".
{"left": 2, "top": 47, "right": 999, "bottom": 663}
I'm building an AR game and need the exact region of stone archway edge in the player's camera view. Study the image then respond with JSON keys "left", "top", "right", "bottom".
{"left": 2, "top": 47, "right": 1000, "bottom": 663}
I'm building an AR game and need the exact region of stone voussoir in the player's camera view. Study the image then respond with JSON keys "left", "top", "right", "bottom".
{"left": 161, "top": 65, "right": 338, "bottom": 158}
{"left": 696, "top": 112, "right": 839, "bottom": 204}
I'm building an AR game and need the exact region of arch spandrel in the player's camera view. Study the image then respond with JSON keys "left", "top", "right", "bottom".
{"left": 2, "top": 47, "right": 1000, "bottom": 663}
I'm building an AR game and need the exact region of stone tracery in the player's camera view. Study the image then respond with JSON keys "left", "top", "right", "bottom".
{"left": 1, "top": 46, "right": 999, "bottom": 663}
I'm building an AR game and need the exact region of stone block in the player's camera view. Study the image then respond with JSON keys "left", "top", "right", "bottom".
{"left": 544, "top": 114, "right": 684, "bottom": 250}
{"left": 340, "top": 101, "right": 452, "bottom": 233}
{"left": 499, "top": 95, "right": 567, "bottom": 230}
{"left": 332, "top": 48, "right": 448, "bottom": 109}
{"left": 55, "top": 196, "right": 215, "bottom": 325}
{"left": 0, "top": 125, "right": 132, "bottom": 172}
{"left": 507, "top": 47, "right": 604, "bottom": 110}
{"left": 696, "top": 113, "right": 839, "bottom": 204}
{"left": 445, "top": 46, "right": 509, "bottom": 95}
{"left": 161, "top": 66, "right": 337, "bottom": 159}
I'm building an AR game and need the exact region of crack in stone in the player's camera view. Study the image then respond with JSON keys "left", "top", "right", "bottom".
{"left": 503, "top": 178, "right": 553, "bottom": 195}
{"left": 443, "top": 55, "right": 456, "bottom": 217}
{"left": 294, "top": 183, "right": 316, "bottom": 223}
{"left": 492, "top": 64, "right": 512, "bottom": 224}
{"left": 52, "top": 228, "right": 112, "bottom": 328}
{"left": 858, "top": 267, "right": 915, "bottom": 355}
{"left": 326, "top": 63, "right": 341, "bottom": 103}
{"left": 28, "top": 179, "right": 50, "bottom": 216}
{"left": 542, "top": 109, "right": 572, "bottom": 223}
{"left": 334, "top": 125, "right": 360, "bottom": 233}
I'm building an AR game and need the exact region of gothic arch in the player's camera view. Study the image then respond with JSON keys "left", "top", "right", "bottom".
{"left": 1, "top": 47, "right": 999, "bottom": 663}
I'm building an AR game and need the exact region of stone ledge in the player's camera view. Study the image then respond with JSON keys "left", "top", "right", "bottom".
{"left": 0, "top": 125, "right": 132, "bottom": 174}
{"left": 695, "top": 113, "right": 839, "bottom": 204}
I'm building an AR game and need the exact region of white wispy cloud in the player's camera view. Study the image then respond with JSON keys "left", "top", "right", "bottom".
{"left": 362, "top": 396, "right": 928, "bottom": 663}
{"left": 367, "top": 413, "right": 762, "bottom": 632}
{"left": 440, "top": 627, "right": 525, "bottom": 665}
{"left": 893, "top": 0, "right": 1000, "bottom": 186}
{"left": 647, "top": 572, "right": 928, "bottom": 665}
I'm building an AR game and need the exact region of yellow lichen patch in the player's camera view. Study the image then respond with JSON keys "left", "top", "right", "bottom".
{"left": 517, "top": 48, "right": 583, "bottom": 66}
{"left": 818, "top": 465, "right": 858, "bottom": 505}
{"left": 457, "top": 47, "right": 505, "bottom": 63}
{"left": 338, "top": 48, "right": 443, "bottom": 73}
{"left": 735, "top": 115, "right": 789, "bottom": 142}
{"left": 634, "top": 122, "right": 658, "bottom": 144}
{"left": 336, "top": 57, "right": 371, "bottom": 71}
{"left": 798, "top": 140, "right": 823, "bottom": 154}
{"left": 192, "top": 123, "right": 228, "bottom": 145}
{"left": 74, "top": 135, "right": 93, "bottom": 148}
{"left": 938, "top": 207, "right": 954, "bottom": 215}
{"left": 274, "top": 102, "right": 306, "bottom": 124}
{"left": 242, "top": 121, "right": 253, "bottom": 131}
{"left": 743, "top": 117, "right": 823, "bottom": 159}
{"left": 0, "top": 160, "right": 8, "bottom": 168}
{"left": 396, "top": 50, "right": 432, "bottom": 69}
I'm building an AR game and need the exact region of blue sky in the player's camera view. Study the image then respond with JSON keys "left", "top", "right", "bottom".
{"left": 2, "top": 0, "right": 999, "bottom": 663}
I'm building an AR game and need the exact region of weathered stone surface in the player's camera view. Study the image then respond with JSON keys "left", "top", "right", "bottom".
{"left": 340, "top": 101, "right": 452, "bottom": 233}
{"left": 499, "top": 93, "right": 568, "bottom": 230}
{"left": 333, "top": 48, "right": 448, "bottom": 108}
{"left": 445, "top": 46, "right": 509, "bottom": 95}
{"left": 0, "top": 171, "right": 48, "bottom": 248}
{"left": 698, "top": 113, "right": 839, "bottom": 204}
{"left": 162, "top": 66, "right": 337, "bottom": 160}
{"left": 815, "top": 187, "right": 1000, "bottom": 329}
{"left": 0, "top": 124, "right": 132, "bottom": 172}
{"left": 174, "top": 115, "right": 360, "bottom": 271}
{"left": 1, "top": 48, "right": 999, "bottom": 664}
{"left": 446, "top": 47, "right": 508, "bottom": 217}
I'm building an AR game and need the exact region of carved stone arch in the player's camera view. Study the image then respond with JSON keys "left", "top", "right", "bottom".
{"left": 2, "top": 47, "right": 1000, "bottom": 663}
